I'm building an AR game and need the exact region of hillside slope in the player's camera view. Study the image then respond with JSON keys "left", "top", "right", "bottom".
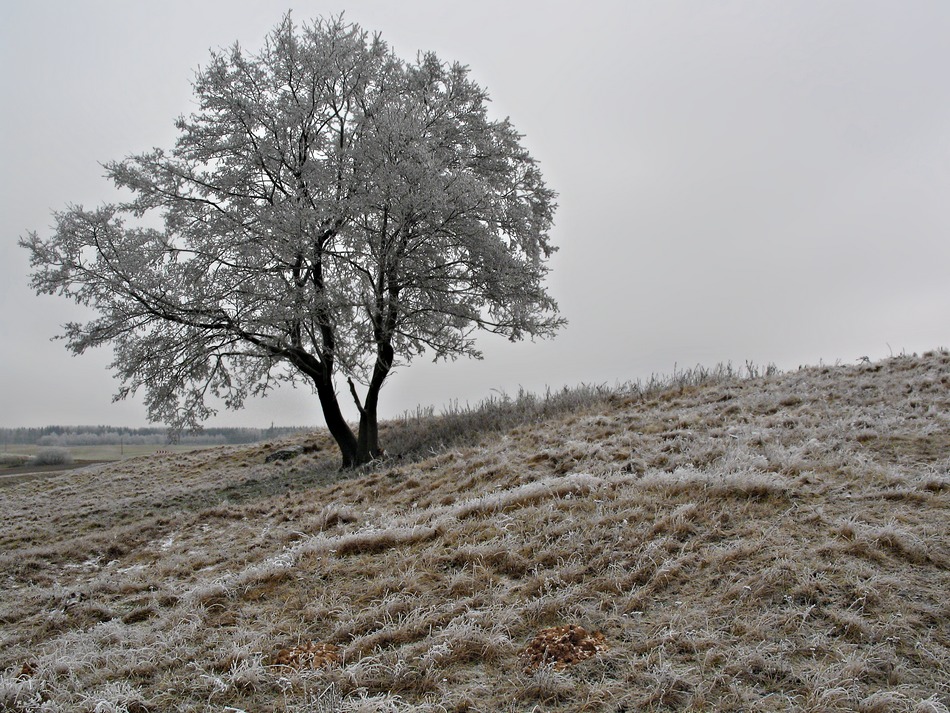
{"left": 1, "top": 353, "right": 949, "bottom": 712}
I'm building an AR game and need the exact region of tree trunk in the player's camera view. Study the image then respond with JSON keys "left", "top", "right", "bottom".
{"left": 314, "top": 377, "right": 360, "bottom": 469}
{"left": 353, "top": 342, "right": 394, "bottom": 465}
{"left": 356, "top": 409, "right": 381, "bottom": 464}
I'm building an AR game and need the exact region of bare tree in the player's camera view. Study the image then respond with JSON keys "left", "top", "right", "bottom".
{"left": 20, "top": 14, "right": 563, "bottom": 468}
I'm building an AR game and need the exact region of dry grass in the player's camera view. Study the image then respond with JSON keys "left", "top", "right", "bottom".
{"left": 1, "top": 352, "right": 949, "bottom": 711}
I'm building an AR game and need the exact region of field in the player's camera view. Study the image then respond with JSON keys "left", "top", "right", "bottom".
{"left": 0, "top": 445, "right": 219, "bottom": 489}
{"left": 1, "top": 352, "right": 948, "bottom": 712}
{"left": 1, "top": 443, "right": 231, "bottom": 464}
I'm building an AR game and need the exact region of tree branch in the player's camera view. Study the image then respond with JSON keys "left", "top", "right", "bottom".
{"left": 347, "top": 377, "right": 366, "bottom": 416}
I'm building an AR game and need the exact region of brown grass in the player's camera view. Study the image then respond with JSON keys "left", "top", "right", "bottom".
{"left": 1, "top": 352, "right": 949, "bottom": 711}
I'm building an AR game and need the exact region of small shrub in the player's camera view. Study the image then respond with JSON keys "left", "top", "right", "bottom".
{"left": 30, "top": 447, "right": 74, "bottom": 466}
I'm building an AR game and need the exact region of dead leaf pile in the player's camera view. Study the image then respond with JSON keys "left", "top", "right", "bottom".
{"left": 271, "top": 641, "right": 340, "bottom": 670}
{"left": 520, "top": 624, "right": 608, "bottom": 671}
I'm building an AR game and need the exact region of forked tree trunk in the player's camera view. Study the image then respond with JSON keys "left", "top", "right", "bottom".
{"left": 348, "top": 378, "right": 384, "bottom": 467}
{"left": 348, "top": 342, "right": 393, "bottom": 467}
{"left": 305, "top": 336, "right": 393, "bottom": 469}
{"left": 314, "top": 375, "right": 385, "bottom": 469}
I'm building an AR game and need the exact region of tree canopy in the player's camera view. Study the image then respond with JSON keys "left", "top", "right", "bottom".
{"left": 21, "top": 14, "right": 564, "bottom": 467}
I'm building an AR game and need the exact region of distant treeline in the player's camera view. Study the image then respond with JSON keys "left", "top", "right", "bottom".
{"left": 0, "top": 425, "right": 312, "bottom": 447}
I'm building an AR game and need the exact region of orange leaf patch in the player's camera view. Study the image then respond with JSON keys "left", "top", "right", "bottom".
{"left": 520, "top": 624, "right": 608, "bottom": 671}
{"left": 272, "top": 641, "right": 340, "bottom": 670}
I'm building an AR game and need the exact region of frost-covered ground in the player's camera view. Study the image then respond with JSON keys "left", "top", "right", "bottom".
{"left": 1, "top": 352, "right": 949, "bottom": 712}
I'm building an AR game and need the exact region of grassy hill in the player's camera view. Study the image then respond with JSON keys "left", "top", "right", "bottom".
{"left": 1, "top": 352, "right": 948, "bottom": 712}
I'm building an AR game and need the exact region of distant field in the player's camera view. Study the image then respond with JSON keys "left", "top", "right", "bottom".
{"left": 1, "top": 442, "right": 216, "bottom": 463}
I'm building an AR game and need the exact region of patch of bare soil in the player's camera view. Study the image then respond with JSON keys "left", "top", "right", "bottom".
{"left": 859, "top": 431, "right": 950, "bottom": 464}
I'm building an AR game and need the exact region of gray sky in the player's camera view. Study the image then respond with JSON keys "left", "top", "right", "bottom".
{"left": 2, "top": 1, "right": 948, "bottom": 429}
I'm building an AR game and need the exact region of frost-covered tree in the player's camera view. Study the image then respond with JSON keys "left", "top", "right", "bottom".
{"left": 20, "top": 15, "right": 563, "bottom": 468}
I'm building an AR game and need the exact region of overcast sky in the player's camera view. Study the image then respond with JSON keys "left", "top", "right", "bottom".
{"left": 2, "top": 1, "right": 948, "bottom": 429}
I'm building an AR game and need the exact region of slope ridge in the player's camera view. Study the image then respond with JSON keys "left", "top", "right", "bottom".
{"left": 1, "top": 352, "right": 948, "bottom": 712}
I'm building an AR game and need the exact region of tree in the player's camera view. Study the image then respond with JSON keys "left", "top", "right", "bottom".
{"left": 20, "top": 14, "right": 564, "bottom": 468}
